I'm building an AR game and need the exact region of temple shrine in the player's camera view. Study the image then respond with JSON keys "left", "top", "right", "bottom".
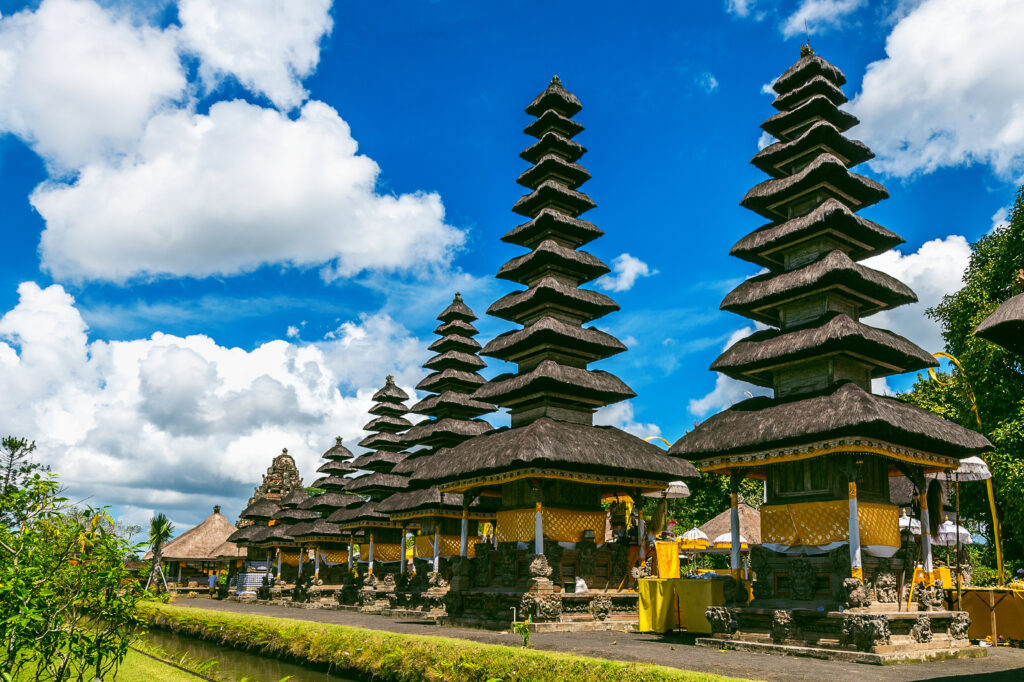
{"left": 669, "top": 48, "right": 992, "bottom": 661}
{"left": 377, "top": 293, "right": 498, "bottom": 614}
{"left": 236, "top": 448, "right": 303, "bottom": 527}
{"left": 414, "top": 76, "right": 698, "bottom": 629}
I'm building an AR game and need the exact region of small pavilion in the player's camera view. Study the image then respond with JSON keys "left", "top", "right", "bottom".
{"left": 669, "top": 48, "right": 991, "bottom": 659}
{"left": 144, "top": 505, "right": 244, "bottom": 585}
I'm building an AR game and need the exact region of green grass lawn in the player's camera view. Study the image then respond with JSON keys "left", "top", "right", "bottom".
{"left": 112, "top": 649, "right": 198, "bottom": 681}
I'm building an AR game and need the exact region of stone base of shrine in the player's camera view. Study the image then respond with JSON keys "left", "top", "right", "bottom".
{"left": 696, "top": 606, "right": 984, "bottom": 665}
{"left": 443, "top": 588, "right": 639, "bottom": 631}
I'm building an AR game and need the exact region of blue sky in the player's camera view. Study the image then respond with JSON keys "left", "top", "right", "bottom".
{"left": 1, "top": 0, "right": 1020, "bottom": 530}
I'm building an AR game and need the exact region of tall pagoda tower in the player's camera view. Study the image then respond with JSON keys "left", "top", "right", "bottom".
{"left": 332, "top": 376, "right": 415, "bottom": 577}
{"left": 415, "top": 77, "right": 697, "bottom": 626}
{"left": 669, "top": 49, "right": 990, "bottom": 634}
{"left": 380, "top": 293, "right": 497, "bottom": 572}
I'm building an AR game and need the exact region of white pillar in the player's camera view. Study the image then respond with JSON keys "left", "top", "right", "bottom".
{"left": 638, "top": 514, "right": 647, "bottom": 561}
{"left": 400, "top": 526, "right": 407, "bottom": 574}
{"left": 534, "top": 500, "right": 544, "bottom": 555}
{"left": 848, "top": 481, "right": 862, "bottom": 581}
{"left": 347, "top": 533, "right": 353, "bottom": 570}
{"left": 298, "top": 546, "right": 304, "bottom": 577}
{"left": 368, "top": 532, "right": 375, "bottom": 574}
{"left": 730, "top": 492, "right": 741, "bottom": 579}
{"left": 276, "top": 548, "right": 282, "bottom": 579}
{"left": 314, "top": 549, "right": 320, "bottom": 579}
{"left": 460, "top": 509, "right": 469, "bottom": 557}
{"left": 432, "top": 528, "right": 440, "bottom": 573}
{"left": 921, "top": 491, "right": 933, "bottom": 579}
{"left": 177, "top": 562, "right": 182, "bottom": 584}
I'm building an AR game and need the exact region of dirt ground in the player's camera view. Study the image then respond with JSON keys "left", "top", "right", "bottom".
{"left": 176, "top": 599, "right": 1024, "bottom": 681}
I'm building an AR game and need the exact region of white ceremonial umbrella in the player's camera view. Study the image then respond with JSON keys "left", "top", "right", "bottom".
{"left": 927, "top": 456, "right": 991, "bottom": 482}
{"left": 713, "top": 532, "right": 748, "bottom": 550}
{"left": 679, "top": 526, "right": 709, "bottom": 550}
{"left": 899, "top": 509, "right": 921, "bottom": 535}
{"left": 935, "top": 518, "right": 973, "bottom": 547}
{"left": 643, "top": 481, "right": 691, "bottom": 499}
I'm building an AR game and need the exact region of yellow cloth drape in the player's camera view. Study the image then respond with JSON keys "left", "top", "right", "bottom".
{"left": 655, "top": 541, "right": 680, "bottom": 579}
{"left": 319, "top": 549, "right": 348, "bottom": 563}
{"left": 761, "top": 500, "right": 900, "bottom": 547}
{"left": 413, "top": 535, "right": 473, "bottom": 558}
{"left": 279, "top": 551, "right": 300, "bottom": 566}
{"left": 359, "top": 543, "right": 402, "bottom": 562}
{"left": 961, "top": 588, "right": 1024, "bottom": 641}
{"left": 638, "top": 578, "right": 727, "bottom": 634}
{"left": 494, "top": 508, "right": 605, "bottom": 543}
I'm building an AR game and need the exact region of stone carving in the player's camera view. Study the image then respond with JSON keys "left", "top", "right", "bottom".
{"left": 359, "top": 589, "right": 376, "bottom": 607}
{"left": 590, "top": 595, "right": 612, "bottom": 621}
{"left": 840, "top": 614, "right": 891, "bottom": 652}
{"left": 529, "top": 554, "right": 553, "bottom": 579}
{"left": 949, "top": 612, "right": 971, "bottom": 640}
{"left": 771, "top": 610, "right": 796, "bottom": 643}
{"left": 706, "top": 606, "right": 737, "bottom": 635}
{"left": 840, "top": 578, "right": 873, "bottom": 609}
{"left": 364, "top": 573, "right": 379, "bottom": 588}
{"left": 911, "top": 615, "right": 933, "bottom": 643}
{"left": 874, "top": 571, "right": 898, "bottom": 604}
{"left": 577, "top": 537, "right": 597, "bottom": 583}
{"left": 256, "top": 574, "right": 272, "bottom": 601}
{"left": 535, "top": 594, "right": 562, "bottom": 621}
{"left": 915, "top": 580, "right": 944, "bottom": 612}
{"left": 471, "top": 556, "right": 491, "bottom": 588}
{"left": 543, "top": 540, "right": 564, "bottom": 578}
{"left": 790, "top": 558, "right": 815, "bottom": 601}
{"left": 444, "top": 591, "right": 464, "bottom": 616}
{"left": 519, "top": 592, "right": 536, "bottom": 619}
{"left": 382, "top": 573, "right": 396, "bottom": 587}
{"left": 610, "top": 541, "right": 630, "bottom": 583}
{"left": 631, "top": 557, "right": 653, "bottom": 580}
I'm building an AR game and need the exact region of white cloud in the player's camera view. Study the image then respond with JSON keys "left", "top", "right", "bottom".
{"left": 850, "top": 0, "right": 1024, "bottom": 179}
{"left": 178, "top": 0, "right": 333, "bottom": 110}
{"left": 596, "top": 253, "right": 658, "bottom": 292}
{"left": 757, "top": 130, "right": 774, "bottom": 150}
{"left": 286, "top": 325, "right": 300, "bottom": 338}
{"left": 594, "top": 402, "right": 662, "bottom": 439}
{"left": 862, "top": 234, "right": 972, "bottom": 352}
{"left": 687, "top": 326, "right": 770, "bottom": 417}
{"left": 0, "top": 0, "right": 186, "bottom": 169}
{"left": 782, "top": 0, "right": 864, "bottom": 38}
{"left": 32, "top": 99, "right": 465, "bottom": 282}
{"left": 991, "top": 206, "right": 1011, "bottom": 234}
{"left": 725, "top": 0, "right": 756, "bottom": 18}
{"left": 0, "top": 281, "right": 427, "bottom": 528}
{"left": 696, "top": 71, "right": 719, "bottom": 93}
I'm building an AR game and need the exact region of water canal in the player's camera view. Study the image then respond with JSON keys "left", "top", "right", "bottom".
{"left": 142, "top": 627, "right": 356, "bottom": 681}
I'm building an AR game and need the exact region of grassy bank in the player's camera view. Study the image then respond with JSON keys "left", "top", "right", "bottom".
{"left": 139, "top": 603, "right": 745, "bottom": 682}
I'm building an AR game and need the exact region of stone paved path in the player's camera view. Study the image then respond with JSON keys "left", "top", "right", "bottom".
{"left": 175, "top": 599, "right": 1024, "bottom": 681}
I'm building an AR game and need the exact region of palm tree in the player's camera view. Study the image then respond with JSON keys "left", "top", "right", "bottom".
{"left": 147, "top": 513, "right": 174, "bottom": 593}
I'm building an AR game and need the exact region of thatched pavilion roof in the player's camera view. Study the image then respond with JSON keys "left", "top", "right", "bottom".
{"left": 974, "top": 292, "right": 1024, "bottom": 355}
{"left": 698, "top": 503, "right": 762, "bottom": 546}
{"left": 143, "top": 506, "right": 240, "bottom": 561}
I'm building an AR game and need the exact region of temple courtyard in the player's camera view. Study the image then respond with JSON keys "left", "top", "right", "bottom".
{"left": 175, "top": 599, "right": 1024, "bottom": 681}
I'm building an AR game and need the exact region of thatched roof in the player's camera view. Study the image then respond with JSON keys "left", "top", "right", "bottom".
{"left": 520, "top": 132, "right": 586, "bottom": 166}
{"left": 741, "top": 153, "right": 886, "bottom": 220}
{"left": 729, "top": 198, "right": 903, "bottom": 269}
{"left": 410, "top": 390, "right": 494, "bottom": 419}
{"left": 271, "top": 507, "right": 319, "bottom": 524}
{"left": 721, "top": 250, "right": 917, "bottom": 325}
{"left": 437, "top": 292, "right": 477, "bottom": 322}
{"left": 362, "top": 414, "right": 413, "bottom": 433}
{"left": 423, "top": 350, "right": 487, "bottom": 372}
{"left": 752, "top": 120, "right": 872, "bottom": 178}
{"left": 376, "top": 486, "right": 498, "bottom": 516}
{"left": 517, "top": 154, "right": 591, "bottom": 191}
{"left": 434, "top": 319, "right": 478, "bottom": 337}
{"left": 291, "top": 519, "right": 346, "bottom": 542}
{"left": 358, "top": 431, "right": 405, "bottom": 451}
{"left": 762, "top": 95, "right": 857, "bottom": 141}
{"left": 225, "top": 524, "right": 263, "bottom": 546}
{"left": 512, "top": 179, "right": 595, "bottom": 219}
{"left": 413, "top": 417, "right": 699, "bottom": 486}
{"left": 670, "top": 381, "right": 992, "bottom": 461}
{"left": 350, "top": 450, "right": 406, "bottom": 472}
{"left": 298, "top": 491, "right": 361, "bottom": 512}
{"left": 416, "top": 368, "right": 487, "bottom": 394}
{"left": 698, "top": 503, "right": 762, "bottom": 545}
{"left": 143, "top": 507, "right": 240, "bottom": 561}
{"left": 974, "top": 292, "right": 1024, "bottom": 355}
{"left": 523, "top": 109, "right": 584, "bottom": 139}
{"left": 488, "top": 275, "right": 619, "bottom": 324}
{"left": 502, "top": 207, "right": 602, "bottom": 251}
{"left": 711, "top": 312, "right": 936, "bottom": 386}
{"left": 772, "top": 53, "right": 846, "bottom": 94}
{"left": 322, "top": 436, "right": 354, "bottom": 461}
{"left": 239, "top": 498, "right": 279, "bottom": 521}
{"left": 279, "top": 488, "right": 308, "bottom": 509}
{"left": 482, "top": 316, "right": 626, "bottom": 364}
{"left": 327, "top": 500, "right": 389, "bottom": 525}
{"left": 526, "top": 75, "right": 583, "bottom": 118}
{"left": 497, "top": 240, "right": 608, "bottom": 286}
{"left": 402, "top": 417, "right": 493, "bottom": 447}
{"left": 316, "top": 459, "right": 355, "bottom": 476}
{"left": 474, "top": 359, "right": 635, "bottom": 406}
{"left": 344, "top": 472, "right": 410, "bottom": 496}
{"left": 772, "top": 75, "right": 846, "bottom": 111}
{"left": 371, "top": 375, "right": 409, "bottom": 403}
{"left": 428, "top": 333, "right": 481, "bottom": 354}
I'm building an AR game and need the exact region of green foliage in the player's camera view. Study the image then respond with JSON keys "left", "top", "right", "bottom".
{"left": 510, "top": 618, "right": 531, "bottom": 648}
{"left": 147, "top": 513, "right": 175, "bottom": 593}
{"left": 139, "top": 603, "right": 742, "bottom": 682}
{"left": 658, "top": 473, "right": 762, "bottom": 534}
{"left": 0, "top": 439, "right": 146, "bottom": 680}
{"left": 900, "top": 185, "right": 1024, "bottom": 569}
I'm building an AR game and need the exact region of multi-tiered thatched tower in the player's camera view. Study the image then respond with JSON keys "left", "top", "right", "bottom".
{"left": 670, "top": 49, "right": 990, "bottom": 659}
{"left": 416, "top": 77, "right": 697, "bottom": 628}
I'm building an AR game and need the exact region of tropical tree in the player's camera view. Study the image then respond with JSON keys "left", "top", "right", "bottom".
{"left": 146, "top": 513, "right": 174, "bottom": 593}
{"left": 900, "top": 185, "right": 1024, "bottom": 570}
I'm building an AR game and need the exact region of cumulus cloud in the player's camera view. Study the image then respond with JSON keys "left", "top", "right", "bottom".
{"left": 725, "top": 0, "right": 756, "bottom": 18}
{"left": 850, "top": 0, "right": 1024, "bottom": 179}
{"left": 178, "top": 0, "right": 333, "bottom": 110}
{"left": 0, "top": 0, "right": 186, "bottom": 169}
{"left": 862, "top": 234, "right": 972, "bottom": 352}
{"left": 696, "top": 71, "right": 719, "bottom": 93}
{"left": 32, "top": 100, "right": 465, "bottom": 282}
{"left": 596, "top": 253, "right": 658, "bottom": 292}
{"left": 594, "top": 402, "right": 662, "bottom": 439}
{"left": 782, "top": 0, "right": 864, "bottom": 38}
{"left": 0, "top": 281, "right": 427, "bottom": 527}
{"left": 991, "top": 206, "right": 1011, "bottom": 234}
{"left": 687, "top": 326, "right": 770, "bottom": 417}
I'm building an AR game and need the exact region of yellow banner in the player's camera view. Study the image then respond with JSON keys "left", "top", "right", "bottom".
{"left": 495, "top": 508, "right": 605, "bottom": 543}
{"left": 761, "top": 500, "right": 900, "bottom": 547}
{"left": 414, "top": 534, "right": 473, "bottom": 558}
{"left": 318, "top": 549, "right": 348, "bottom": 564}
{"left": 359, "top": 543, "right": 403, "bottom": 562}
